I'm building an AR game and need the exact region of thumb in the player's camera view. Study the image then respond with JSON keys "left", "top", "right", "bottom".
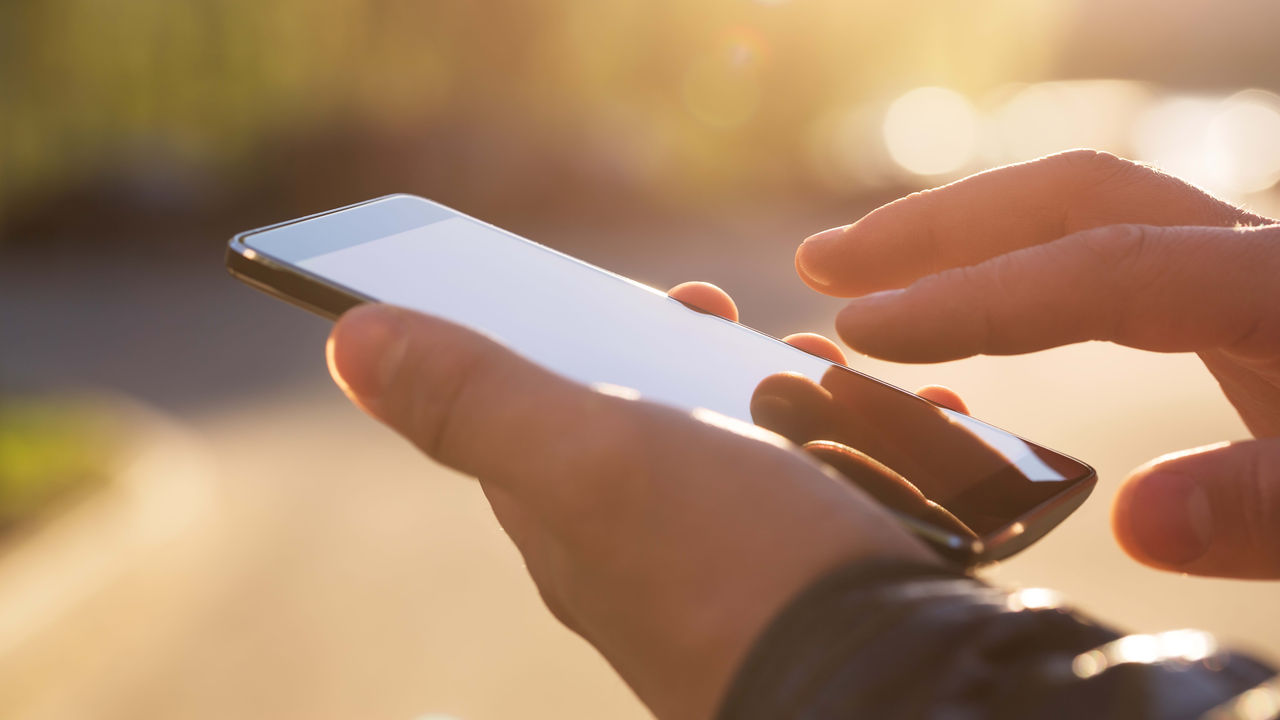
{"left": 1112, "top": 438, "right": 1280, "bottom": 579}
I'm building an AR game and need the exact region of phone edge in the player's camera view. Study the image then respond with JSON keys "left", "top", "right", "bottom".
{"left": 224, "top": 194, "right": 1100, "bottom": 568}
{"left": 225, "top": 196, "right": 400, "bottom": 319}
{"left": 975, "top": 469, "right": 1098, "bottom": 564}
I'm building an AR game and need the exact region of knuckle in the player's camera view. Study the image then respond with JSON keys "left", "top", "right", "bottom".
{"left": 1072, "top": 223, "right": 1167, "bottom": 342}
{"left": 539, "top": 589, "right": 576, "bottom": 630}
{"left": 544, "top": 393, "right": 657, "bottom": 531}
{"left": 1054, "top": 148, "right": 1142, "bottom": 186}
{"left": 1053, "top": 150, "right": 1150, "bottom": 221}
{"left": 411, "top": 350, "right": 487, "bottom": 462}
{"left": 530, "top": 546, "right": 584, "bottom": 633}
{"left": 564, "top": 393, "right": 649, "bottom": 472}
{"left": 954, "top": 263, "right": 1000, "bottom": 347}
{"left": 1076, "top": 223, "right": 1157, "bottom": 268}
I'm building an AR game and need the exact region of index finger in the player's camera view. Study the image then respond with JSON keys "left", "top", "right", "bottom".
{"left": 797, "top": 150, "right": 1268, "bottom": 297}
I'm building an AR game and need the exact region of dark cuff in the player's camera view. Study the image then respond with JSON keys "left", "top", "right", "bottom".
{"left": 715, "top": 560, "right": 972, "bottom": 720}
{"left": 715, "top": 559, "right": 1276, "bottom": 720}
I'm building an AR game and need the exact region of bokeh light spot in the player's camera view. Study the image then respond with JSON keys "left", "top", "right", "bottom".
{"left": 985, "top": 80, "right": 1151, "bottom": 164}
{"left": 1206, "top": 89, "right": 1280, "bottom": 195}
{"left": 1238, "top": 684, "right": 1280, "bottom": 720}
{"left": 1133, "top": 95, "right": 1224, "bottom": 195}
{"left": 883, "top": 87, "right": 978, "bottom": 176}
{"left": 1135, "top": 90, "right": 1280, "bottom": 199}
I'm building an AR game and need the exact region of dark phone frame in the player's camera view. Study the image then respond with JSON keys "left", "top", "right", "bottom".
{"left": 226, "top": 194, "right": 1097, "bottom": 567}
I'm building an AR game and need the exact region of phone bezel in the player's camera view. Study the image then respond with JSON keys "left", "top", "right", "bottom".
{"left": 226, "top": 194, "right": 1097, "bottom": 566}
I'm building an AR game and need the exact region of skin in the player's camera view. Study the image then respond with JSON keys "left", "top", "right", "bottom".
{"left": 673, "top": 282, "right": 978, "bottom": 537}
{"left": 795, "top": 149, "right": 1280, "bottom": 579}
{"left": 325, "top": 149, "right": 1280, "bottom": 717}
{"left": 327, "top": 297, "right": 939, "bottom": 720}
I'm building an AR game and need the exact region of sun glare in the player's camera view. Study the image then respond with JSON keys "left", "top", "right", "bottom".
{"left": 882, "top": 87, "right": 978, "bottom": 177}
{"left": 821, "top": 80, "right": 1280, "bottom": 214}
{"left": 1134, "top": 90, "right": 1280, "bottom": 199}
{"left": 1205, "top": 90, "right": 1280, "bottom": 195}
{"left": 985, "top": 80, "right": 1150, "bottom": 164}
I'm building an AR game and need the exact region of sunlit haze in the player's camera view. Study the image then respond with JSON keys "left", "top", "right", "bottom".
{"left": 5, "top": 1, "right": 1280, "bottom": 718}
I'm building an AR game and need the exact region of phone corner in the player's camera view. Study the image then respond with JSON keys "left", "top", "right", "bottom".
{"left": 224, "top": 235, "right": 258, "bottom": 273}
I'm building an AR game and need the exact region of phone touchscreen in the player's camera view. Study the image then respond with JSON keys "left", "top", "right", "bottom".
{"left": 242, "top": 196, "right": 1093, "bottom": 542}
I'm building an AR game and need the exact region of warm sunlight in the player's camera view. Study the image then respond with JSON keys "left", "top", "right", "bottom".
{"left": 7, "top": 1, "right": 1280, "bottom": 718}
{"left": 883, "top": 86, "right": 979, "bottom": 176}
{"left": 1135, "top": 90, "right": 1280, "bottom": 200}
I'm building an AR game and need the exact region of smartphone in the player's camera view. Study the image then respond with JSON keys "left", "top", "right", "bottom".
{"left": 226, "top": 194, "right": 1096, "bottom": 565}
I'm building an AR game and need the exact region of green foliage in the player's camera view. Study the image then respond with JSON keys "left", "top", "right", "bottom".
{"left": 0, "top": 399, "right": 111, "bottom": 533}
{"left": 0, "top": 0, "right": 1063, "bottom": 216}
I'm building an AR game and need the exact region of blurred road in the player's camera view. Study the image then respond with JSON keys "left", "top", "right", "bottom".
{"left": 2, "top": 212, "right": 1279, "bottom": 718}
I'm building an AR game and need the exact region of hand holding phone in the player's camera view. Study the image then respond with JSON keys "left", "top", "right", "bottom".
{"left": 327, "top": 301, "right": 939, "bottom": 720}
{"left": 667, "top": 284, "right": 980, "bottom": 539}
{"left": 226, "top": 195, "right": 1096, "bottom": 563}
{"left": 225, "top": 144, "right": 1280, "bottom": 717}
{"left": 227, "top": 192, "right": 1097, "bottom": 719}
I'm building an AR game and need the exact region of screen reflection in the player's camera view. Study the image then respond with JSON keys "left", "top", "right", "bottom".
{"left": 749, "top": 368, "right": 1077, "bottom": 536}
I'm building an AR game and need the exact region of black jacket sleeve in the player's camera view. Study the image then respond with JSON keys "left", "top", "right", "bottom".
{"left": 716, "top": 562, "right": 1277, "bottom": 720}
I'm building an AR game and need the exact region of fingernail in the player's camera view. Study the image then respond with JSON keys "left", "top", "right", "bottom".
{"left": 1126, "top": 472, "right": 1213, "bottom": 566}
{"left": 328, "top": 305, "right": 410, "bottom": 401}
{"left": 796, "top": 225, "right": 849, "bottom": 287}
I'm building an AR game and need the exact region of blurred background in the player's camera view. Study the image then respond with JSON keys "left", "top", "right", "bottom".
{"left": 3, "top": 0, "right": 1280, "bottom": 717}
